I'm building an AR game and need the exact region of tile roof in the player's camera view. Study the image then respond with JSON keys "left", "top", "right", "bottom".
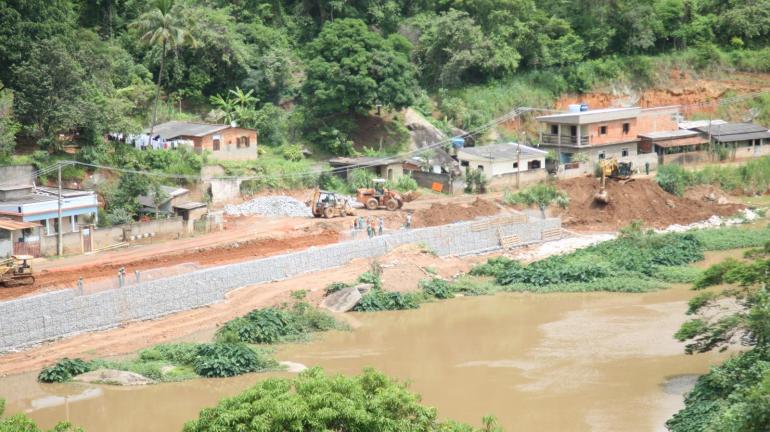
{"left": 0, "top": 219, "right": 40, "bottom": 230}
{"left": 145, "top": 121, "right": 231, "bottom": 140}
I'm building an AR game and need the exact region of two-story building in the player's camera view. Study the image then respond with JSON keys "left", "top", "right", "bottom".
{"left": 0, "top": 185, "right": 98, "bottom": 235}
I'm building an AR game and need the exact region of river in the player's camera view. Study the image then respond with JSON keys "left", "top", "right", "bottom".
{"left": 0, "top": 274, "right": 732, "bottom": 432}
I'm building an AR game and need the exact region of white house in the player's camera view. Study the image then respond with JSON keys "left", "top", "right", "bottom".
{"left": 457, "top": 142, "right": 547, "bottom": 177}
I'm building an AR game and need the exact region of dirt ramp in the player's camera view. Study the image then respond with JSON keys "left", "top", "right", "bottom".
{"left": 559, "top": 177, "right": 744, "bottom": 230}
{"left": 413, "top": 198, "right": 501, "bottom": 227}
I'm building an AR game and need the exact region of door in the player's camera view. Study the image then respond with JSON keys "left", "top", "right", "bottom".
{"left": 82, "top": 227, "right": 92, "bottom": 253}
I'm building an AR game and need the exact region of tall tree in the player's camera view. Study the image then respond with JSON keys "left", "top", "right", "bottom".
{"left": 130, "top": 0, "right": 195, "bottom": 138}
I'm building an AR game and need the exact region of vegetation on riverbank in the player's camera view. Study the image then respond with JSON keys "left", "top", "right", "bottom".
{"left": 37, "top": 298, "right": 344, "bottom": 383}
{"left": 182, "top": 367, "right": 502, "bottom": 432}
{"left": 657, "top": 157, "right": 770, "bottom": 196}
{"left": 667, "top": 243, "right": 770, "bottom": 432}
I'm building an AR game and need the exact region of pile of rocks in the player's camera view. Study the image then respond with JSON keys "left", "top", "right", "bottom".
{"left": 225, "top": 196, "right": 312, "bottom": 217}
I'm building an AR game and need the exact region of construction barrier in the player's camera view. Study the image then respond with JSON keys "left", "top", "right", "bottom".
{"left": 0, "top": 214, "right": 560, "bottom": 352}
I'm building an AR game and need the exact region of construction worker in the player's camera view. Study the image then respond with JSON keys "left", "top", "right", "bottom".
{"left": 378, "top": 217, "right": 384, "bottom": 236}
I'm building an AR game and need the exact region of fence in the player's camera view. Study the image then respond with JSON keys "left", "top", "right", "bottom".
{"left": 0, "top": 214, "right": 560, "bottom": 352}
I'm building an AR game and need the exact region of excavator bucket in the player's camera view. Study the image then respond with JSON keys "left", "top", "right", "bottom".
{"left": 594, "top": 189, "right": 609, "bottom": 204}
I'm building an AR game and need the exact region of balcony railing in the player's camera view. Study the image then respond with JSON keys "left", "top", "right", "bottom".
{"left": 541, "top": 134, "right": 589, "bottom": 146}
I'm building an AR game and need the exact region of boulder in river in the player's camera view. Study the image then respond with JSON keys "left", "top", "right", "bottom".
{"left": 321, "top": 286, "right": 363, "bottom": 313}
{"left": 73, "top": 369, "right": 156, "bottom": 386}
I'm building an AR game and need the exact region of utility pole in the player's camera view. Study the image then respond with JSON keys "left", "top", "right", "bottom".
{"left": 517, "top": 134, "right": 524, "bottom": 189}
{"left": 707, "top": 114, "right": 713, "bottom": 163}
{"left": 57, "top": 162, "right": 63, "bottom": 256}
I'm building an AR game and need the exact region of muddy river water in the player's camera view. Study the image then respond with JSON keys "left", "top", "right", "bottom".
{"left": 0, "top": 252, "right": 738, "bottom": 431}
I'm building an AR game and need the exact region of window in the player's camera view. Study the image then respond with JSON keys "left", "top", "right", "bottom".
{"left": 212, "top": 134, "right": 221, "bottom": 151}
{"left": 598, "top": 152, "right": 606, "bottom": 160}
{"left": 570, "top": 125, "right": 577, "bottom": 136}
{"left": 622, "top": 123, "right": 630, "bottom": 134}
{"left": 460, "top": 160, "right": 469, "bottom": 167}
{"left": 550, "top": 125, "right": 558, "bottom": 135}
{"left": 213, "top": 138, "right": 221, "bottom": 151}
{"left": 513, "top": 162, "right": 519, "bottom": 169}
{"left": 599, "top": 126, "right": 608, "bottom": 135}
{"left": 477, "top": 165, "right": 484, "bottom": 172}
{"left": 243, "top": 136, "right": 250, "bottom": 147}
{"left": 527, "top": 160, "right": 542, "bottom": 169}
{"left": 621, "top": 148, "right": 629, "bottom": 157}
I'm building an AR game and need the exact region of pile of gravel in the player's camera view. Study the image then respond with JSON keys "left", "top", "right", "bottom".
{"left": 225, "top": 196, "right": 312, "bottom": 217}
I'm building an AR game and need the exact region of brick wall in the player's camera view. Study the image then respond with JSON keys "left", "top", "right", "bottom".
{"left": 191, "top": 127, "right": 258, "bottom": 161}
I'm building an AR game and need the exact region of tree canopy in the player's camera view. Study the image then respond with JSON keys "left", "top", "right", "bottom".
{"left": 183, "top": 367, "right": 501, "bottom": 432}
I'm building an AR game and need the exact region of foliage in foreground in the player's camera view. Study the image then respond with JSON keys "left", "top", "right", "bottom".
{"left": 183, "top": 367, "right": 502, "bottom": 432}
{"left": 0, "top": 397, "right": 83, "bottom": 432}
{"left": 668, "top": 243, "right": 770, "bottom": 431}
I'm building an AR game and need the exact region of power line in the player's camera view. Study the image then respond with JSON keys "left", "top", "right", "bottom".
{"left": 13, "top": 89, "right": 770, "bottom": 186}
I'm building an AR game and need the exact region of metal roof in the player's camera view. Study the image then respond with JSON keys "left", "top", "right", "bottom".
{"left": 638, "top": 130, "right": 700, "bottom": 140}
{"left": 36, "top": 187, "right": 96, "bottom": 198}
{"left": 458, "top": 143, "right": 547, "bottom": 160}
{"left": 173, "top": 201, "right": 207, "bottom": 210}
{"left": 679, "top": 119, "right": 727, "bottom": 130}
{"left": 145, "top": 121, "right": 231, "bottom": 140}
{"left": 138, "top": 186, "right": 189, "bottom": 208}
{"left": 0, "top": 219, "right": 40, "bottom": 230}
{"left": 693, "top": 123, "right": 770, "bottom": 142}
{"left": 536, "top": 107, "right": 640, "bottom": 125}
{"left": 328, "top": 156, "right": 403, "bottom": 167}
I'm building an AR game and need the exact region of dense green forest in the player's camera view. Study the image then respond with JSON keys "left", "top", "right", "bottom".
{"left": 1, "top": 0, "right": 769, "bottom": 164}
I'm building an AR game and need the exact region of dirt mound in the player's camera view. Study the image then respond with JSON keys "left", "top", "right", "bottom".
{"left": 559, "top": 177, "right": 744, "bottom": 230}
{"left": 413, "top": 198, "right": 500, "bottom": 227}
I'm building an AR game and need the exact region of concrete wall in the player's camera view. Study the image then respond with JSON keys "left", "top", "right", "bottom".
{"left": 40, "top": 231, "right": 83, "bottom": 256}
{"left": 0, "top": 165, "right": 34, "bottom": 186}
{"left": 90, "top": 217, "right": 185, "bottom": 249}
{"left": 409, "top": 171, "right": 454, "bottom": 193}
{"left": 209, "top": 178, "right": 242, "bottom": 204}
{"left": 0, "top": 214, "right": 561, "bottom": 351}
{"left": 487, "top": 168, "right": 548, "bottom": 190}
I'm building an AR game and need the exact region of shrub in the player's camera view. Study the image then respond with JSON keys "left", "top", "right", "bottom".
{"left": 693, "top": 226, "right": 770, "bottom": 251}
{"left": 394, "top": 174, "right": 418, "bottom": 192}
{"left": 38, "top": 358, "right": 93, "bottom": 383}
{"left": 654, "top": 266, "right": 702, "bottom": 283}
{"left": 420, "top": 278, "right": 455, "bottom": 299}
{"left": 656, "top": 164, "right": 690, "bottom": 196}
{"left": 324, "top": 281, "right": 350, "bottom": 296}
{"left": 469, "top": 257, "right": 520, "bottom": 277}
{"left": 193, "top": 343, "right": 274, "bottom": 378}
{"left": 216, "top": 303, "right": 343, "bottom": 344}
{"left": 348, "top": 168, "right": 376, "bottom": 190}
{"left": 182, "top": 367, "right": 492, "bottom": 432}
{"left": 138, "top": 343, "right": 199, "bottom": 365}
{"left": 281, "top": 144, "right": 304, "bottom": 161}
{"left": 354, "top": 289, "right": 421, "bottom": 311}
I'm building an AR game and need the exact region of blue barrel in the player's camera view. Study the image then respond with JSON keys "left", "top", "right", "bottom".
{"left": 580, "top": 103, "right": 589, "bottom": 112}
{"left": 451, "top": 137, "right": 465, "bottom": 149}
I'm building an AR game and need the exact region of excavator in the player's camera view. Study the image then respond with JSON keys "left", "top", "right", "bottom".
{"left": 594, "top": 158, "right": 633, "bottom": 204}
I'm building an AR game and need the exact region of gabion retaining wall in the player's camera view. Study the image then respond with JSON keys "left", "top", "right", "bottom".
{"left": 0, "top": 215, "right": 560, "bottom": 352}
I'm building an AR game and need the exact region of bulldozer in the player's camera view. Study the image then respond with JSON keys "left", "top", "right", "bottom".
{"left": 0, "top": 255, "right": 35, "bottom": 287}
{"left": 357, "top": 179, "right": 403, "bottom": 211}
{"left": 308, "top": 188, "right": 355, "bottom": 218}
{"left": 594, "top": 158, "right": 633, "bottom": 204}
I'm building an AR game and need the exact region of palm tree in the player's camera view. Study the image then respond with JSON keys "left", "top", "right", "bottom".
{"left": 130, "top": 0, "right": 195, "bottom": 138}
{"left": 228, "top": 87, "right": 258, "bottom": 108}
{"left": 209, "top": 94, "right": 237, "bottom": 124}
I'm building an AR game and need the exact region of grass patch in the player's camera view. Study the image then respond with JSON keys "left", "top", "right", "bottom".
{"left": 692, "top": 225, "right": 770, "bottom": 251}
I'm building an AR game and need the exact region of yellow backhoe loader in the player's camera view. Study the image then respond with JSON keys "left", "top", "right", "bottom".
{"left": 308, "top": 188, "right": 355, "bottom": 218}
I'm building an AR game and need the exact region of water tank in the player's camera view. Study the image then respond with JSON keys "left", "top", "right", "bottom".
{"left": 568, "top": 104, "right": 582, "bottom": 113}
{"left": 451, "top": 137, "right": 465, "bottom": 149}
{"left": 580, "top": 103, "right": 589, "bottom": 112}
